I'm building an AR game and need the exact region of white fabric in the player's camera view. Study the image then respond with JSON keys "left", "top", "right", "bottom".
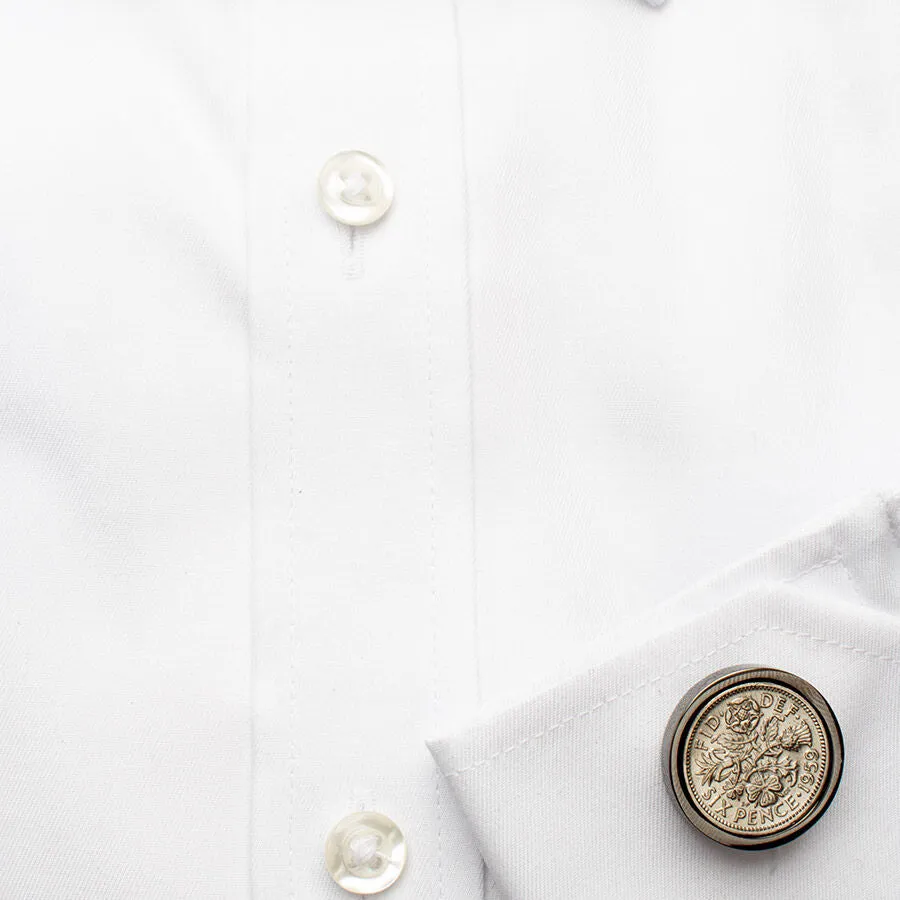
{"left": 0, "top": 1, "right": 898, "bottom": 898}
{"left": 0, "top": 4, "right": 250, "bottom": 897}
{"left": 429, "top": 495, "right": 900, "bottom": 899}
{"left": 460, "top": 0, "right": 900, "bottom": 703}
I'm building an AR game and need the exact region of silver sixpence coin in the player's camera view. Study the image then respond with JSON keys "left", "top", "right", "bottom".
{"left": 664, "top": 666, "right": 843, "bottom": 849}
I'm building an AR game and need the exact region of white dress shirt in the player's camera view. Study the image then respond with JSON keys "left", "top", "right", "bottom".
{"left": 0, "top": 1, "right": 898, "bottom": 898}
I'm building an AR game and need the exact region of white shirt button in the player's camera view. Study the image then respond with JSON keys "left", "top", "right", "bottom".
{"left": 317, "top": 150, "right": 394, "bottom": 227}
{"left": 324, "top": 810, "right": 407, "bottom": 895}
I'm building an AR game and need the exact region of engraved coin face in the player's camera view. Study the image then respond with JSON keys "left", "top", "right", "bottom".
{"left": 664, "top": 667, "right": 843, "bottom": 849}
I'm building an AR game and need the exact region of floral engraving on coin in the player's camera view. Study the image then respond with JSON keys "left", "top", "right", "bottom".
{"left": 683, "top": 682, "right": 829, "bottom": 836}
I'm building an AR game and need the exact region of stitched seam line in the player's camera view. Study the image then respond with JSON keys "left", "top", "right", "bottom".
{"left": 450, "top": 0, "right": 482, "bottom": 712}
{"left": 422, "top": 63, "right": 444, "bottom": 900}
{"left": 428, "top": 274, "right": 445, "bottom": 900}
{"left": 784, "top": 554, "right": 841, "bottom": 582}
{"left": 444, "top": 623, "right": 765, "bottom": 779}
{"left": 445, "top": 622, "right": 900, "bottom": 780}
{"left": 285, "top": 203, "right": 297, "bottom": 895}
{"left": 444, "top": 560, "right": 900, "bottom": 780}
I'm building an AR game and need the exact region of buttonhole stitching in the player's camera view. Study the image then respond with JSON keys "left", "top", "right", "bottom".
{"left": 341, "top": 224, "right": 366, "bottom": 279}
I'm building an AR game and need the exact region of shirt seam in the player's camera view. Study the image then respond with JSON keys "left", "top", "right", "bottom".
{"left": 442, "top": 557, "right": 900, "bottom": 780}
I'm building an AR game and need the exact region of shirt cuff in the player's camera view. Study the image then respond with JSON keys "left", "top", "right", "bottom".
{"left": 428, "top": 493, "right": 900, "bottom": 900}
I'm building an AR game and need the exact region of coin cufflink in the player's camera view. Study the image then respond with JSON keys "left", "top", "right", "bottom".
{"left": 664, "top": 666, "right": 843, "bottom": 850}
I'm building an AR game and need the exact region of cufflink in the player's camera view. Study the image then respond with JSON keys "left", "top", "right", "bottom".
{"left": 663, "top": 666, "right": 843, "bottom": 849}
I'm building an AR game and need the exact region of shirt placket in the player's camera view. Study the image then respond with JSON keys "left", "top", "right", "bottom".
{"left": 247, "top": 1, "right": 481, "bottom": 897}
